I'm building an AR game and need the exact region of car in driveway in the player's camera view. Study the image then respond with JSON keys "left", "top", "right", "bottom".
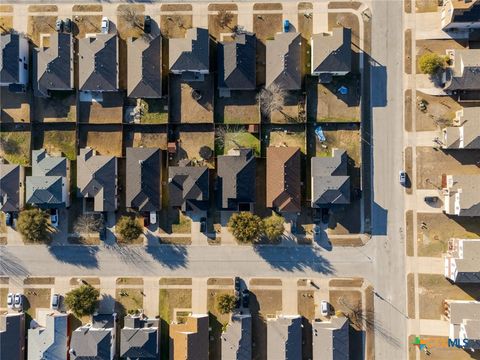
{"left": 5, "top": 212, "right": 13, "bottom": 227}
{"left": 241, "top": 289, "right": 250, "bottom": 308}
{"left": 234, "top": 277, "right": 241, "bottom": 292}
{"left": 320, "top": 300, "right": 330, "bottom": 316}
{"left": 399, "top": 171, "right": 407, "bottom": 186}
{"left": 101, "top": 17, "right": 109, "bottom": 34}
{"left": 55, "top": 19, "right": 64, "bottom": 32}
{"left": 424, "top": 196, "right": 439, "bottom": 204}
{"left": 7, "top": 293, "right": 13, "bottom": 309}
{"left": 51, "top": 294, "right": 61, "bottom": 310}
{"left": 64, "top": 18, "right": 72, "bottom": 33}
{"left": 144, "top": 15, "right": 152, "bottom": 33}
{"left": 13, "top": 293, "right": 23, "bottom": 310}
{"left": 50, "top": 209, "right": 59, "bottom": 228}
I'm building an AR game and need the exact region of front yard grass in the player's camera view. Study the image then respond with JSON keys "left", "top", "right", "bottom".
{"left": 0, "top": 130, "right": 31, "bottom": 165}
{"left": 298, "top": 290, "right": 315, "bottom": 320}
{"left": 407, "top": 273, "right": 415, "bottom": 319}
{"left": 329, "top": 290, "right": 362, "bottom": 329}
{"left": 0, "top": 288, "right": 7, "bottom": 308}
{"left": 160, "top": 12, "right": 192, "bottom": 39}
{"left": 73, "top": 15, "right": 102, "bottom": 39}
{"left": 0, "top": 16, "right": 13, "bottom": 34}
{"left": 418, "top": 274, "right": 480, "bottom": 320}
{"left": 415, "top": 0, "right": 439, "bottom": 12}
{"left": 414, "top": 92, "right": 462, "bottom": 131}
{"left": 116, "top": 4, "right": 145, "bottom": 40}
{"left": 208, "top": 4, "right": 238, "bottom": 40}
{"left": 116, "top": 288, "right": 144, "bottom": 316}
{"left": 315, "top": 126, "right": 361, "bottom": 166}
{"left": 159, "top": 288, "right": 192, "bottom": 323}
{"left": 158, "top": 209, "right": 192, "bottom": 234}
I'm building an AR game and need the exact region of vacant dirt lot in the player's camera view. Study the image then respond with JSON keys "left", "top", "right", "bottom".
{"left": 79, "top": 128, "right": 123, "bottom": 156}
{"left": 415, "top": 92, "right": 463, "bottom": 131}
{"left": 417, "top": 213, "right": 480, "bottom": 257}
{"left": 416, "top": 147, "right": 480, "bottom": 189}
{"left": 170, "top": 76, "right": 214, "bottom": 123}
{"left": 215, "top": 91, "right": 259, "bottom": 124}
{"left": 418, "top": 274, "right": 480, "bottom": 320}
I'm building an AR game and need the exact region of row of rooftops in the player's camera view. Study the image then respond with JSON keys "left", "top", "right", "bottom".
{"left": 0, "top": 26, "right": 352, "bottom": 97}
{"left": 0, "top": 146, "right": 351, "bottom": 214}
{"left": 0, "top": 311, "right": 350, "bottom": 359}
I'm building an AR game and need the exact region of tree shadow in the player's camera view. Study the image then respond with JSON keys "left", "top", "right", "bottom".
{"left": 47, "top": 245, "right": 99, "bottom": 268}
{"left": 253, "top": 244, "right": 334, "bottom": 274}
{"left": 104, "top": 243, "right": 152, "bottom": 273}
{"left": 145, "top": 244, "right": 188, "bottom": 269}
{"left": 0, "top": 249, "right": 30, "bottom": 284}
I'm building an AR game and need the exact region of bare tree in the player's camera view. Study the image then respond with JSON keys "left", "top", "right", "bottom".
{"left": 257, "top": 83, "right": 286, "bottom": 117}
{"left": 74, "top": 214, "right": 103, "bottom": 235}
{"left": 215, "top": 126, "right": 246, "bottom": 152}
{"left": 119, "top": 7, "right": 143, "bottom": 30}
{"left": 216, "top": 10, "right": 234, "bottom": 30}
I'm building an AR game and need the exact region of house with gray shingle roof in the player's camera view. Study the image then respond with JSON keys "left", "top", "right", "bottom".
{"left": 79, "top": 33, "right": 118, "bottom": 92}
{"left": 311, "top": 27, "right": 351, "bottom": 81}
{"left": 218, "top": 32, "right": 256, "bottom": 90}
{"left": 77, "top": 148, "right": 117, "bottom": 212}
{"left": 168, "top": 165, "right": 209, "bottom": 212}
{"left": 0, "top": 33, "right": 29, "bottom": 89}
{"left": 445, "top": 238, "right": 480, "bottom": 283}
{"left": 311, "top": 149, "right": 351, "bottom": 207}
{"left": 312, "top": 317, "right": 350, "bottom": 360}
{"left": 0, "top": 163, "right": 24, "bottom": 212}
{"left": 126, "top": 147, "right": 162, "bottom": 212}
{"left": 443, "top": 174, "right": 480, "bottom": 216}
{"left": 444, "top": 49, "right": 480, "bottom": 96}
{"left": 441, "top": 0, "right": 480, "bottom": 30}
{"left": 169, "top": 27, "right": 209, "bottom": 77}
{"left": 28, "top": 313, "right": 68, "bottom": 360}
{"left": 447, "top": 300, "right": 480, "bottom": 350}
{"left": 266, "top": 315, "right": 302, "bottom": 360}
{"left": 120, "top": 315, "right": 160, "bottom": 359}
{"left": 26, "top": 149, "right": 70, "bottom": 208}
{"left": 35, "top": 32, "right": 74, "bottom": 97}
{"left": 0, "top": 313, "right": 25, "bottom": 360}
{"left": 69, "top": 313, "right": 117, "bottom": 360}
{"left": 266, "top": 32, "right": 302, "bottom": 90}
{"left": 127, "top": 35, "right": 162, "bottom": 98}
{"left": 217, "top": 148, "right": 256, "bottom": 211}
{"left": 221, "top": 312, "right": 252, "bottom": 360}
{"left": 442, "top": 107, "right": 480, "bottom": 149}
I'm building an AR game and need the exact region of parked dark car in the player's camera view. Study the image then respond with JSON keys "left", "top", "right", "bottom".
{"left": 64, "top": 18, "right": 72, "bottom": 33}
{"left": 242, "top": 289, "right": 250, "bottom": 308}
{"left": 200, "top": 217, "right": 206, "bottom": 233}
{"left": 55, "top": 19, "right": 64, "bottom": 32}
{"left": 424, "top": 196, "right": 439, "bottom": 204}
{"left": 143, "top": 212, "right": 150, "bottom": 227}
{"left": 144, "top": 15, "right": 152, "bottom": 33}
{"left": 234, "top": 277, "right": 241, "bottom": 292}
{"left": 5, "top": 213, "right": 12, "bottom": 227}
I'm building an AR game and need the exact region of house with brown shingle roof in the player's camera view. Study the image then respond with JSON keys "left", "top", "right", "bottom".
{"left": 169, "top": 314, "right": 208, "bottom": 360}
{"left": 266, "top": 146, "right": 301, "bottom": 213}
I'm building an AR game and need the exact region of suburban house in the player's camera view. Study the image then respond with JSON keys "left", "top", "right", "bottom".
{"left": 218, "top": 32, "right": 256, "bottom": 91}
{"left": 442, "top": 107, "right": 480, "bottom": 149}
{"left": 446, "top": 300, "right": 480, "bottom": 350}
{"left": 77, "top": 148, "right": 118, "bottom": 212}
{"left": 221, "top": 312, "right": 252, "bottom": 360}
{"left": 0, "top": 313, "right": 25, "bottom": 360}
{"left": 169, "top": 27, "right": 209, "bottom": 79}
{"left": 120, "top": 314, "right": 160, "bottom": 359}
{"left": 28, "top": 313, "right": 68, "bottom": 360}
{"left": 442, "top": 174, "right": 480, "bottom": 216}
{"left": 266, "top": 315, "right": 302, "bottom": 360}
{"left": 0, "top": 33, "right": 29, "bottom": 90}
{"left": 35, "top": 32, "right": 74, "bottom": 97}
{"left": 444, "top": 49, "right": 480, "bottom": 98}
{"left": 441, "top": 0, "right": 480, "bottom": 30}
{"left": 169, "top": 314, "right": 209, "bottom": 360}
{"left": 311, "top": 27, "right": 352, "bottom": 81}
{"left": 69, "top": 313, "right": 117, "bottom": 360}
{"left": 444, "top": 238, "right": 480, "bottom": 283}
{"left": 78, "top": 33, "right": 118, "bottom": 92}
{"left": 311, "top": 149, "right": 351, "bottom": 207}
{"left": 266, "top": 146, "right": 301, "bottom": 213}
{"left": 126, "top": 147, "right": 162, "bottom": 212}
{"left": 217, "top": 148, "right": 256, "bottom": 211}
{"left": 26, "top": 149, "right": 70, "bottom": 208}
{"left": 127, "top": 35, "right": 162, "bottom": 98}
{"left": 168, "top": 165, "right": 209, "bottom": 212}
{"left": 312, "top": 317, "right": 350, "bottom": 360}
{"left": 0, "top": 163, "right": 24, "bottom": 213}
{"left": 265, "top": 32, "right": 302, "bottom": 90}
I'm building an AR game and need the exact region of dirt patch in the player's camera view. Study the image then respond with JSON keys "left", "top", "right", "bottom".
{"left": 27, "top": 16, "right": 57, "bottom": 46}
{"left": 407, "top": 273, "right": 415, "bottom": 319}
{"left": 68, "top": 235, "right": 100, "bottom": 245}
{"left": 250, "top": 278, "right": 282, "bottom": 287}
{"left": 416, "top": 0, "right": 439, "bottom": 13}
{"left": 0, "top": 288, "right": 7, "bottom": 308}
{"left": 405, "top": 29, "right": 412, "bottom": 74}
{"left": 159, "top": 288, "right": 192, "bottom": 323}
{"left": 116, "top": 288, "right": 144, "bottom": 316}
{"left": 161, "top": 4, "right": 192, "bottom": 11}
{"left": 416, "top": 39, "right": 467, "bottom": 74}
{"left": 207, "top": 278, "right": 233, "bottom": 286}
{"left": 329, "top": 290, "right": 362, "bottom": 329}
{"left": 329, "top": 278, "right": 364, "bottom": 288}
{"left": 405, "top": 89, "right": 412, "bottom": 131}
{"left": 79, "top": 127, "right": 123, "bottom": 157}
{"left": 73, "top": 15, "right": 102, "bottom": 39}
{"left": 0, "top": 130, "right": 31, "bottom": 165}
{"left": 69, "top": 277, "right": 100, "bottom": 286}
{"left": 418, "top": 274, "right": 480, "bottom": 320}
{"left": 0, "top": 5, "right": 12, "bottom": 12}
{"left": 269, "top": 130, "right": 306, "bottom": 154}
{"left": 417, "top": 213, "right": 480, "bottom": 257}
{"left": 159, "top": 278, "right": 192, "bottom": 286}
{"left": 416, "top": 147, "right": 480, "bottom": 190}
{"left": 116, "top": 278, "right": 143, "bottom": 286}
{"left": 405, "top": 146, "right": 413, "bottom": 195}
{"left": 253, "top": 14, "right": 282, "bottom": 41}
{"left": 116, "top": 4, "right": 145, "bottom": 40}
{"left": 298, "top": 290, "right": 315, "bottom": 320}
{"left": 215, "top": 90, "right": 259, "bottom": 124}
{"left": 253, "top": 3, "right": 282, "bottom": 10}
{"left": 175, "top": 130, "right": 215, "bottom": 163}
{"left": 1, "top": 88, "right": 31, "bottom": 123}
{"left": 160, "top": 14, "right": 192, "bottom": 38}
{"left": 315, "top": 125, "right": 361, "bottom": 166}
{"left": 28, "top": 5, "right": 57, "bottom": 12}
{"left": 208, "top": 7, "right": 238, "bottom": 41}
{"left": 170, "top": 76, "right": 214, "bottom": 123}
{"left": 79, "top": 95, "right": 123, "bottom": 124}
{"left": 24, "top": 277, "right": 55, "bottom": 285}
{"left": 24, "top": 288, "right": 51, "bottom": 318}
{"left": 405, "top": 0, "right": 412, "bottom": 13}
{"left": 415, "top": 92, "right": 463, "bottom": 131}
{"left": 330, "top": 236, "right": 364, "bottom": 246}
{"left": 406, "top": 210, "right": 414, "bottom": 257}
{"left": 72, "top": 5, "right": 102, "bottom": 12}
{"left": 328, "top": 2, "right": 362, "bottom": 9}
{"left": 0, "top": 16, "right": 13, "bottom": 34}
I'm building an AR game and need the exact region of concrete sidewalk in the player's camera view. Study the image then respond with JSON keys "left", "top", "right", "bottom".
{"left": 406, "top": 257, "right": 444, "bottom": 275}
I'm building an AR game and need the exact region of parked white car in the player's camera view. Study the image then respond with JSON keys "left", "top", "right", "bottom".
{"left": 50, "top": 209, "right": 59, "bottom": 228}
{"left": 13, "top": 293, "right": 23, "bottom": 310}
{"left": 320, "top": 300, "right": 330, "bottom": 316}
{"left": 101, "top": 17, "right": 109, "bottom": 34}
{"left": 399, "top": 171, "right": 407, "bottom": 186}
{"left": 7, "top": 293, "right": 13, "bottom": 309}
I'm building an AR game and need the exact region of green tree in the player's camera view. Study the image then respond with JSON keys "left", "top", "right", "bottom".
{"left": 217, "top": 294, "right": 236, "bottom": 314}
{"left": 228, "top": 212, "right": 263, "bottom": 243}
{"left": 17, "top": 208, "right": 50, "bottom": 243}
{"left": 64, "top": 284, "right": 99, "bottom": 317}
{"left": 418, "top": 53, "right": 446, "bottom": 75}
{"left": 262, "top": 214, "right": 285, "bottom": 243}
{"left": 116, "top": 216, "right": 143, "bottom": 242}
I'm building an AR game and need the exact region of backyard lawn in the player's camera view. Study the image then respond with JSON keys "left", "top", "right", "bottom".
{"left": 315, "top": 125, "right": 361, "bottom": 166}
{"left": 269, "top": 130, "right": 306, "bottom": 153}
{"left": 0, "top": 131, "right": 31, "bottom": 165}
{"left": 217, "top": 129, "right": 261, "bottom": 156}
{"left": 36, "top": 129, "right": 76, "bottom": 160}
{"left": 139, "top": 99, "right": 169, "bottom": 124}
